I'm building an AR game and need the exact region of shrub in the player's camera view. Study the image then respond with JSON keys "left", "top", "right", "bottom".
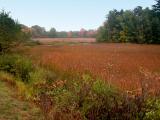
{"left": 0, "top": 54, "right": 33, "bottom": 83}
{"left": 14, "top": 56, "right": 33, "bottom": 82}
{"left": 0, "top": 54, "right": 17, "bottom": 74}
{"left": 33, "top": 72, "right": 122, "bottom": 119}
{"left": 33, "top": 70, "right": 160, "bottom": 120}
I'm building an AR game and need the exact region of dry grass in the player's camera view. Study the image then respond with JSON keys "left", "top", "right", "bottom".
{"left": 26, "top": 42, "right": 160, "bottom": 91}
{"left": 33, "top": 38, "right": 96, "bottom": 44}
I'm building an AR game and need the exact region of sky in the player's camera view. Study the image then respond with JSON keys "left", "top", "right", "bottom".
{"left": 0, "top": 0, "right": 156, "bottom": 31}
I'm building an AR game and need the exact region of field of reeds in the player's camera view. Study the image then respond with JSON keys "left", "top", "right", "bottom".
{"left": 27, "top": 43, "right": 160, "bottom": 92}
{"left": 1, "top": 40, "right": 160, "bottom": 120}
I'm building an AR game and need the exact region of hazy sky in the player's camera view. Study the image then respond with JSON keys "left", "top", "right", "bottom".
{"left": 0, "top": 0, "right": 156, "bottom": 31}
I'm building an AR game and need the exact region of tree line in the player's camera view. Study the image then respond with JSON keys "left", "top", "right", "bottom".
{"left": 0, "top": 10, "right": 96, "bottom": 52}
{"left": 0, "top": 0, "right": 160, "bottom": 53}
{"left": 22, "top": 25, "right": 96, "bottom": 38}
{"left": 97, "top": 0, "right": 160, "bottom": 44}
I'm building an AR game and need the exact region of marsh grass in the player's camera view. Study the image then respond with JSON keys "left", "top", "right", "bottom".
{"left": 0, "top": 54, "right": 160, "bottom": 120}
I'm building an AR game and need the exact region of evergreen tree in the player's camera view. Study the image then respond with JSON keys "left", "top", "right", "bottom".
{"left": 0, "top": 10, "right": 21, "bottom": 52}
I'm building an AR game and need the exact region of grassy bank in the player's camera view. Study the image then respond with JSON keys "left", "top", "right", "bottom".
{"left": 0, "top": 73, "right": 43, "bottom": 120}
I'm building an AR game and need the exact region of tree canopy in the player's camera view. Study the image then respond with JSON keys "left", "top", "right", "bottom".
{"left": 97, "top": 0, "right": 160, "bottom": 44}
{"left": 0, "top": 10, "right": 21, "bottom": 52}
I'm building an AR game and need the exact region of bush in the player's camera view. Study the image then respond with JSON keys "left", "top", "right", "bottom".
{"left": 33, "top": 72, "right": 122, "bottom": 119}
{"left": 14, "top": 56, "right": 33, "bottom": 82}
{"left": 0, "top": 54, "right": 17, "bottom": 74}
{"left": 0, "top": 54, "right": 33, "bottom": 83}
{"left": 33, "top": 70, "right": 160, "bottom": 120}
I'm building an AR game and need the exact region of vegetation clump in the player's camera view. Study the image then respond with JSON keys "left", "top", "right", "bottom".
{"left": 0, "top": 10, "right": 31, "bottom": 53}
{"left": 97, "top": 0, "right": 160, "bottom": 44}
{"left": 0, "top": 54, "right": 160, "bottom": 120}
